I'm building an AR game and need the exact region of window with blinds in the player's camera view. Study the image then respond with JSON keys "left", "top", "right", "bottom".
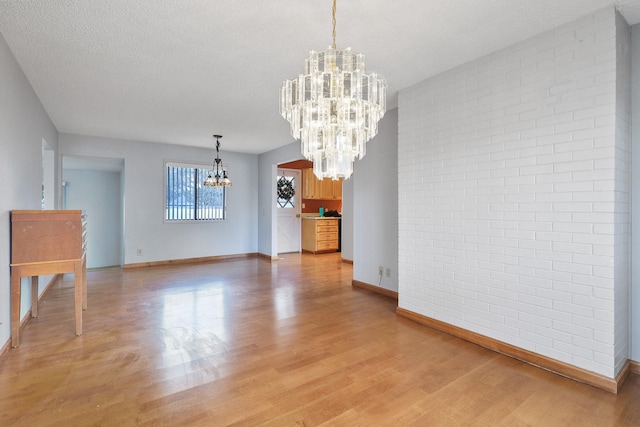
{"left": 165, "top": 162, "right": 226, "bottom": 221}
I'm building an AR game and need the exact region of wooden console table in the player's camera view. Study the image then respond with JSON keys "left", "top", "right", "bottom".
{"left": 10, "top": 210, "right": 87, "bottom": 347}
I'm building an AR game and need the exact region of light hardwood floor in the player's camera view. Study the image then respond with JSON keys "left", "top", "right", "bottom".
{"left": 1, "top": 253, "right": 639, "bottom": 426}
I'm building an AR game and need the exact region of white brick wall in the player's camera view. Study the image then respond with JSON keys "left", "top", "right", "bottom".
{"left": 398, "top": 7, "right": 630, "bottom": 378}
{"left": 631, "top": 15, "right": 640, "bottom": 365}
{"left": 613, "top": 11, "right": 631, "bottom": 375}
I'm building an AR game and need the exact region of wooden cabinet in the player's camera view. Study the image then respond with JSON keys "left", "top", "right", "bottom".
{"left": 10, "top": 210, "right": 87, "bottom": 347}
{"left": 332, "top": 179, "right": 342, "bottom": 199}
{"left": 302, "top": 218, "right": 339, "bottom": 254}
{"left": 302, "top": 168, "right": 319, "bottom": 199}
{"left": 302, "top": 168, "right": 343, "bottom": 200}
{"left": 319, "top": 178, "right": 335, "bottom": 199}
{"left": 11, "top": 210, "right": 87, "bottom": 263}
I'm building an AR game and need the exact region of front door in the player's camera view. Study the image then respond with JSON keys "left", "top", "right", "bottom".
{"left": 277, "top": 168, "right": 301, "bottom": 254}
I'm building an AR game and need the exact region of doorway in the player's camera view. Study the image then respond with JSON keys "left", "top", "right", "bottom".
{"left": 277, "top": 168, "right": 301, "bottom": 254}
{"left": 41, "top": 139, "right": 55, "bottom": 209}
{"left": 62, "top": 155, "right": 124, "bottom": 268}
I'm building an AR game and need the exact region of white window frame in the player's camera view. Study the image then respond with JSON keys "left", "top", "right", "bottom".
{"left": 164, "top": 160, "right": 227, "bottom": 222}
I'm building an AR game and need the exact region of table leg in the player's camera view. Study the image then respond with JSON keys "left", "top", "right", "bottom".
{"left": 74, "top": 259, "right": 83, "bottom": 336}
{"left": 11, "top": 267, "right": 21, "bottom": 347}
{"left": 31, "top": 276, "right": 39, "bottom": 318}
{"left": 82, "top": 255, "right": 87, "bottom": 310}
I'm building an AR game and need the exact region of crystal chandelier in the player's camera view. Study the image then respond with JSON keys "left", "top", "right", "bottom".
{"left": 204, "top": 135, "right": 232, "bottom": 187}
{"left": 279, "top": 0, "right": 386, "bottom": 180}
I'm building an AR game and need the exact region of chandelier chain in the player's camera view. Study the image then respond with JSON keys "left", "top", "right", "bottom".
{"left": 331, "top": 0, "right": 337, "bottom": 49}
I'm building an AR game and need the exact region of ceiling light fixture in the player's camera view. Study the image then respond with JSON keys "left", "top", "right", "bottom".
{"left": 279, "top": 0, "right": 386, "bottom": 180}
{"left": 204, "top": 135, "right": 232, "bottom": 187}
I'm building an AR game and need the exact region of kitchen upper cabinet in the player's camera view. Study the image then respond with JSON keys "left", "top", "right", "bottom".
{"left": 320, "top": 178, "right": 334, "bottom": 199}
{"left": 302, "top": 168, "right": 319, "bottom": 199}
{"left": 332, "top": 179, "right": 342, "bottom": 199}
{"left": 320, "top": 178, "right": 342, "bottom": 199}
{"left": 303, "top": 168, "right": 342, "bottom": 200}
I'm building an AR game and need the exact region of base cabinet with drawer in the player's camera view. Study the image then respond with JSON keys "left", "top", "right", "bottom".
{"left": 302, "top": 217, "right": 339, "bottom": 254}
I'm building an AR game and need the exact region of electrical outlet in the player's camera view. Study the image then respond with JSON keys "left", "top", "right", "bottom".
{"left": 378, "top": 266, "right": 383, "bottom": 276}
{"left": 386, "top": 268, "right": 391, "bottom": 278}
{"left": 137, "top": 248, "right": 143, "bottom": 256}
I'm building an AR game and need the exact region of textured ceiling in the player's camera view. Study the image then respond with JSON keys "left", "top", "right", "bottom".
{"left": 1, "top": 0, "right": 640, "bottom": 155}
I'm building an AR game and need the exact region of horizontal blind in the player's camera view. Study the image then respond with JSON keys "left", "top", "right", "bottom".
{"left": 166, "top": 163, "right": 225, "bottom": 221}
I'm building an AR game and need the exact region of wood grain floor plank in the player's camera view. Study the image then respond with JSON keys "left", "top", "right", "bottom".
{"left": 0, "top": 253, "right": 638, "bottom": 426}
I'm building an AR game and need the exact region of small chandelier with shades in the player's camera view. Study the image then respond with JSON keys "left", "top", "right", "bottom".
{"left": 279, "top": 0, "right": 386, "bottom": 180}
{"left": 204, "top": 135, "right": 232, "bottom": 187}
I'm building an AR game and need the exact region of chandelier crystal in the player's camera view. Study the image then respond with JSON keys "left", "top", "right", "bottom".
{"left": 204, "top": 135, "right": 232, "bottom": 187}
{"left": 279, "top": 0, "right": 386, "bottom": 180}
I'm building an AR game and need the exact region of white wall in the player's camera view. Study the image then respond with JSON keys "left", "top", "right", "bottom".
{"left": 0, "top": 32, "right": 59, "bottom": 346}
{"left": 64, "top": 169, "right": 122, "bottom": 268}
{"left": 398, "top": 8, "right": 630, "bottom": 378}
{"left": 353, "top": 109, "right": 399, "bottom": 291}
{"left": 341, "top": 177, "right": 354, "bottom": 262}
{"left": 631, "top": 23, "right": 640, "bottom": 363}
{"left": 613, "top": 11, "right": 632, "bottom": 375}
{"left": 59, "top": 133, "right": 259, "bottom": 264}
